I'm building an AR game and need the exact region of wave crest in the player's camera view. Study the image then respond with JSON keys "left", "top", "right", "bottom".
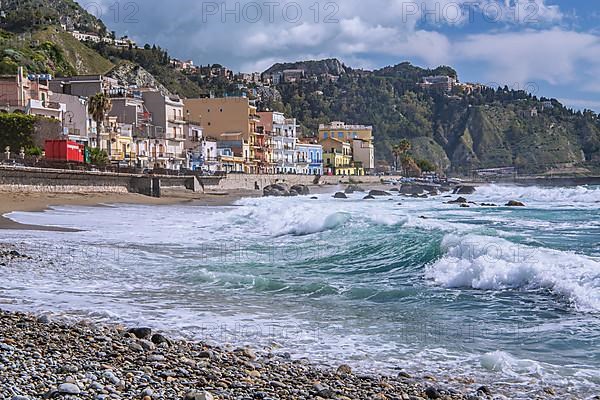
{"left": 426, "top": 234, "right": 600, "bottom": 311}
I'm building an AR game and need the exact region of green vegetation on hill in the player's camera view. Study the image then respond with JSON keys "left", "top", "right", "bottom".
{"left": 0, "top": 26, "right": 113, "bottom": 75}
{"left": 33, "top": 27, "right": 113, "bottom": 74}
{"left": 1, "top": 0, "right": 597, "bottom": 174}
{"left": 260, "top": 60, "right": 600, "bottom": 173}
{"left": 0, "top": 0, "right": 106, "bottom": 34}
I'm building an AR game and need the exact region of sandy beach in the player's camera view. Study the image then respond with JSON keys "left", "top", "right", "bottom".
{"left": 0, "top": 188, "right": 262, "bottom": 231}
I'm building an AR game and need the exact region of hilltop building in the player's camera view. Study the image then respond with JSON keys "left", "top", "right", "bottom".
{"left": 418, "top": 75, "right": 456, "bottom": 92}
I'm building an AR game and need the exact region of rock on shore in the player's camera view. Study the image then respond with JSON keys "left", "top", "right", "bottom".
{"left": 0, "top": 310, "right": 479, "bottom": 400}
{"left": 263, "top": 184, "right": 310, "bottom": 197}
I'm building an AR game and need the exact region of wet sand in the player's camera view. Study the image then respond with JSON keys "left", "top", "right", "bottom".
{"left": 0, "top": 189, "right": 262, "bottom": 231}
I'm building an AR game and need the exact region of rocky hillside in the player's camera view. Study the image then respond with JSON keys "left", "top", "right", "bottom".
{"left": 107, "top": 61, "right": 172, "bottom": 96}
{"left": 263, "top": 58, "right": 349, "bottom": 77}
{"left": 262, "top": 59, "right": 600, "bottom": 174}
{"left": 2, "top": 0, "right": 598, "bottom": 174}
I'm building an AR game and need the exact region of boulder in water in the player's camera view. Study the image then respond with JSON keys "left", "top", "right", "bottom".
{"left": 345, "top": 184, "right": 364, "bottom": 194}
{"left": 291, "top": 184, "right": 310, "bottom": 195}
{"left": 399, "top": 184, "right": 425, "bottom": 195}
{"left": 506, "top": 200, "right": 525, "bottom": 207}
{"left": 453, "top": 185, "right": 476, "bottom": 195}
{"left": 263, "top": 183, "right": 291, "bottom": 197}
{"left": 480, "top": 203, "right": 497, "bottom": 207}
{"left": 369, "top": 190, "right": 391, "bottom": 197}
{"left": 363, "top": 195, "right": 375, "bottom": 200}
{"left": 333, "top": 192, "right": 348, "bottom": 199}
{"left": 447, "top": 197, "right": 467, "bottom": 204}
{"left": 460, "top": 204, "right": 470, "bottom": 208}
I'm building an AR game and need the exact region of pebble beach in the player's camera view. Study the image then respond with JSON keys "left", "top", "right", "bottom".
{"left": 0, "top": 308, "right": 482, "bottom": 400}
{"left": 0, "top": 245, "right": 485, "bottom": 400}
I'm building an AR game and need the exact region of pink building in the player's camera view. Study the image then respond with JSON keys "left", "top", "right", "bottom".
{"left": 0, "top": 67, "right": 50, "bottom": 110}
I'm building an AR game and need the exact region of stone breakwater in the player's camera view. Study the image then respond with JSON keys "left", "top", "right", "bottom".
{"left": 0, "top": 310, "right": 491, "bottom": 400}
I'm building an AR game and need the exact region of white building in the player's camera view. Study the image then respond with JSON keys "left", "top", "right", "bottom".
{"left": 50, "top": 93, "right": 96, "bottom": 144}
{"left": 142, "top": 90, "right": 187, "bottom": 170}
{"left": 25, "top": 99, "right": 66, "bottom": 121}
{"left": 271, "top": 112, "right": 298, "bottom": 174}
{"left": 70, "top": 31, "right": 102, "bottom": 43}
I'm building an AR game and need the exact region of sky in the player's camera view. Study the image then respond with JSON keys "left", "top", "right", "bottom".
{"left": 75, "top": 0, "right": 600, "bottom": 111}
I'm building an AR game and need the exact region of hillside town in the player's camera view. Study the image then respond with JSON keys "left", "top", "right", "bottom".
{"left": 0, "top": 67, "right": 375, "bottom": 176}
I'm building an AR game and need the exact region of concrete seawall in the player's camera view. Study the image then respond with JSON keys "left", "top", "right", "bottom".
{"left": 0, "top": 166, "right": 398, "bottom": 196}
{"left": 213, "top": 174, "right": 391, "bottom": 191}
{"left": 0, "top": 166, "right": 207, "bottom": 197}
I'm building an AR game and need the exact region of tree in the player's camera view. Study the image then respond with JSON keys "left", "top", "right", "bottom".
{"left": 88, "top": 93, "right": 112, "bottom": 149}
{"left": 89, "top": 147, "right": 108, "bottom": 166}
{"left": 392, "top": 139, "right": 411, "bottom": 174}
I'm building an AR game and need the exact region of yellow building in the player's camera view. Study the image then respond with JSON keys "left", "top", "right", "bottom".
{"left": 184, "top": 97, "right": 262, "bottom": 173}
{"left": 103, "top": 116, "right": 135, "bottom": 165}
{"left": 321, "top": 138, "right": 364, "bottom": 176}
{"left": 319, "top": 121, "right": 373, "bottom": 143}
{"left": 319, "top": 121, "right": 374, "bottom": 173}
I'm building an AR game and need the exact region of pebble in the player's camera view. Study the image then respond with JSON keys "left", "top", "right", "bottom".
{"left": 128, "top": 327, "right": 152, "bottom": 339}
{"left": 58, "top": 382, "right": 81, "bottom": 395}
{"left": 184, "top": 390, "right": 214, "bottom": 400}
{"left": 425, "top": 386, "right": 441, "bottom": 399}
{"left": 336, "top": 364, "right": 352, "bottom": 375}
{"left": 0, "top": 308, "right": 482, "bottom": 400}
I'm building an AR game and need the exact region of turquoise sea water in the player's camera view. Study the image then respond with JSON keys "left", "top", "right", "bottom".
{"left": 1, "top": 184, "right": 599, "bottom": 398}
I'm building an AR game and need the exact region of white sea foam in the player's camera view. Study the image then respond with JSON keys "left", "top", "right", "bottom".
{"left": 426, "top": 234, "right": 600, "bottom": 311}
{"left": 474, "top": 184, "right": 600, "bottom": 206}
{"left": 480, "top": 350, "right": 543, "bottom": 377}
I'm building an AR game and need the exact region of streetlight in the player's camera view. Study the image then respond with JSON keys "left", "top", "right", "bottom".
{"left": 62, "top": 111, "right": 74, "bottom": 138}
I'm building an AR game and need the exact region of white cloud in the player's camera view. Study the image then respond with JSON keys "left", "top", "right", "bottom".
{"left": 75, "top": 0, "right": 600, "bottom": 101}
{"left": 454, "top": 28, "right": 600, "bottom": 85}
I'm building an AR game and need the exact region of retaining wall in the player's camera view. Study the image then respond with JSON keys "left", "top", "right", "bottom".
{"left": 0, "top": 166, "right": 203, "bottom": 197}
{"left": 215, "top": 174, "right": 394, "bottom": 191}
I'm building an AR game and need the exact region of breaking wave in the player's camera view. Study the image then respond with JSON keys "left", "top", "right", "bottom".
{"left": 426, "top": 234, "right": 600, "bottom": 312}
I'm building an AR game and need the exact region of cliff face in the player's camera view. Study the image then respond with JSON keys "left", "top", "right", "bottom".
{"left": 263, "top": 58, "right": 348, "bottom": 77}
{"left": 107, "top": 62, "right": 172, "bottom": 96}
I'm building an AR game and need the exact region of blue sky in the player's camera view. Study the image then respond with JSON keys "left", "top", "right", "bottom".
{"left": 77, "top": 0, "right": 600, "bottom": 111}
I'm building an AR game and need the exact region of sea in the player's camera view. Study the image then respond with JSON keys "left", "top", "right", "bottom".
{"left": 1, "top": 184, "right": 599, "bottom": 399}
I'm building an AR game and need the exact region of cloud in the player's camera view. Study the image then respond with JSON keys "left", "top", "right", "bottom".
{"left": 75, "top": 0, "right": 600, "bottom": 105}
{"left": 454, "top": 28, "right": 600, "bottom": 85}
{"left": 559, "top": 98, "right": 600, "bottom": 112}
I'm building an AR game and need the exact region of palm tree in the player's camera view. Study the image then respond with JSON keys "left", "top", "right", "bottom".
{"left": 88, "top": 93, "right": 112, "bottom": 149}
{"left": 392, "top": 139, "right": 411, "bottom": 175}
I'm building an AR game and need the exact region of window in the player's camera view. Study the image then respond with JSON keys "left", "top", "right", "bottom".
{"left": 338, "top": 132, "right": 343, "bottom": 139}
{"left": 323, "top": 132, "right": 328, "bottom": 139}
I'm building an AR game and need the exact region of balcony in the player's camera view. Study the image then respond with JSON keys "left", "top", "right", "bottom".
{"left": 165, "top": 133, "right": 186, "bottom": 141}
{"left": 168, "top": 118, "right": 186, "bottom": 125}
